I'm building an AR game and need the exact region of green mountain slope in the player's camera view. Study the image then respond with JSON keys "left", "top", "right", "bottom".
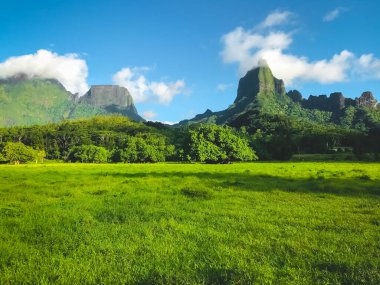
{"left": 0, "top": 78, "right": 74, "bottom": 126}
{"left": 0, "top": 77, "right": 143, "bottom": 127}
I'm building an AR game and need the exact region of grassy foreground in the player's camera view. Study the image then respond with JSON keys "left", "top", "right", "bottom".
{"left": 0, "top": 162, "right": 379, "bottom": 284}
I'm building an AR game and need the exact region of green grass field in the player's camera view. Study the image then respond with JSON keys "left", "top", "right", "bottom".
{"left": 0, "top": 162, "right": 379, "bottom": 284}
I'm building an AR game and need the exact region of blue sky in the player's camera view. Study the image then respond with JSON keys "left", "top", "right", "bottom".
{"left": 1, "top": 0, "right": 380, "bottom": 122}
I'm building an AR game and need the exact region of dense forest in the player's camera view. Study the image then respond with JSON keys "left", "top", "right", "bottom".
{"left": 0, "top": 116, "right": 256, "bottom": 164}
{"left": 0, "top": 115, "right": 379, "bottom": 164}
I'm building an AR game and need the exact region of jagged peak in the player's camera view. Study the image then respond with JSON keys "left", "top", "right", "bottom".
{"left": 245, "top": 60, "right": 273, "bottom": 76}
{"left": 234, "top": 62, "right": 285, "bottom": 106}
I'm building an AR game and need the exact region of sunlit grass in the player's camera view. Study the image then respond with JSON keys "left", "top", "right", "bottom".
{"left": 0, "top": 162, "right": 379, "bottom": 284}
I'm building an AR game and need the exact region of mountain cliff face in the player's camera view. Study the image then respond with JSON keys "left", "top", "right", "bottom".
{"left": 77, "top": 85, "right": 143, "bottom": 122}
{"left": 178, "top": 64, "right": 380, "bottom": 129}
{"left": 0, "top": 77, "right": 143, "bottom": 127}
{"left": 234, "top": 63, "right": 285, "bottom": 105}
{"left": 178, "top": 64, "right": 290, "bottom": 126}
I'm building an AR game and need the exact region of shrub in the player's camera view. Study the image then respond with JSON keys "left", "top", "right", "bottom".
{"left": 111, "top": 135, "right": 174, "bottom": 163}
{"left": 2, "top": 142, "right": 43, "bottom": 164}
{"left": 68, "top": 145, "right": 109, "bottom": 163}
{"left": 182, "top": 125, "right": 257, "bottom": 163}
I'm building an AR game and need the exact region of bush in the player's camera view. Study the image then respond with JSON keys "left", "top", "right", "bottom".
{"left": 182, "top": 125, "right": 257, "bottom": 163}
{"left": 2, "top": 142, "right": 43, "bottom": 164}
{"left": 68, "top": 145, "right": 109, "bottom": 163}
{"left": 111, "top": 135, "right": 174, "bottom": 163}
{"left": 0, "top": 152, "right": 6, "bottom": 162}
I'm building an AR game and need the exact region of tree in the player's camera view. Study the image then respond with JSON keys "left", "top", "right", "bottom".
{"left": 111, "top": 134, "right": 173, "bottom": 163}
{"left": 67, "top": 145, "right": 109, "bottom": 163}
{"left": 183, "top": 125, "right": 257, "bottom": 163}
{"left": 36, "top": 149, "right": 46, "bottom": 163}
{"left": 2, "top": 142, "right": 40, "bottom": 164}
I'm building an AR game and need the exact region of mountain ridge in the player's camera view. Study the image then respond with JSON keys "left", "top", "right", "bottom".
{"left": 178, "top": 64, "right": 379, "bottom": 130}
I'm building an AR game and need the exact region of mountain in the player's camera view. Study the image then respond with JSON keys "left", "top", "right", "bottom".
{"left": 0, "top": 76, "right": 143, "bottom": 127}
{"left": 179, "top": 61, "right": 291, "bottom": 126}
{"left": 179, "top": 62, "right": 380, "bottom": 130}
{"left": 77, "top": 85, "right": 143, "bottom": 122}
{"left": 0, "top": 76, "right": 75, "bottom": 127}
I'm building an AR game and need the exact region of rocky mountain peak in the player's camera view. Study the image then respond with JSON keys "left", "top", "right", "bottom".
{"left": 234, "top": 64, "right": 285, "bottom": 106}
{"left": 80, "top": 85, "right": 134, "bottom": 107}
{"left": 356, "top": 91, "right": 378, "bottom": 108}
{"left": 79, "top": 85, "right": 143, "bottom": 122}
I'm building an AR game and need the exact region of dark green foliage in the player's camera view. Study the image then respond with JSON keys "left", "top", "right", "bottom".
{"left": 183, "top": 125, "right": 257, "bottom": 163}
{"left": 286, "top": 89, "right": 303, "bottom": 102}
{"left": 111, "top": 134, "right": 173, "bottom": 163}
{"left": 228, "top": 111, "right": 374, "bottom": 160}
{"left": 368, "top": 126, "right": 380, "bottom": 154}
{"left": 68, "top": 145, "right": 109, "bottom": 163}
{"left": 0, "top": 116, "right": 183, "bottom": 163}
{"left": 0, "top": 153, "right": 5, "bottom": 162}
{"left": 0, "top": 116, "right": 156, "bottom": 160}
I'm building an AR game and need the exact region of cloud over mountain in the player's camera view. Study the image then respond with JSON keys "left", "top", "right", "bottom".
{"left": 221, "top": 12, "right": 380, "bottom": 85}
{"left": 0, "top": 49, "right": 89, "bottom": 95}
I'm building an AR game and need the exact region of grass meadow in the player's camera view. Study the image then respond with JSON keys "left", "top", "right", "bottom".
{"left": 0, "top": 162, "right": 379, "bottom": 284}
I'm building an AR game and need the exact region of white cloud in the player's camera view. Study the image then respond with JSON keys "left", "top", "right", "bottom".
{"left": 113, "top": 68, "right": 150, "bottom": 103}
{"left": 143, "top": 110, "right": 157, "bottom": 119}
{"left": 161, "top": 121, "right": 178, "bottom": 125}
{"left": 150, "top": 81, "right": 185, "bottom": 104}
{"left": 220, "top": 18, "right": 380, "bottom": 85}
{"left": 221, "top": 28, "right": 293, "bottom": 76}
{"left": 113, "top": 67, "right": 185, "bottom": 104}
{"left": 258, "top": 11, "right": 293, "bottom": 28}
{"left": 0, "top": 49, "right": 89, "bottom": 95}
{"left": 323, "top": 8, "right": 343, "bottom": 22}
{"left": 217, "top": 83, "right": 233, "bottom": 92}
{"left": 356, "top": 54, "right": 380, "bottom": 79}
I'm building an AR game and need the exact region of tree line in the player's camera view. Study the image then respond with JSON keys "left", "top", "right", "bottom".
{"left": 0, "top": 116, "right": 257, "bottom": 164}
{"left": 0, "top": 115, "right": 379, "bottom": 164}
{"left": 229, "top": 112, "right": 380, "bottom": 160}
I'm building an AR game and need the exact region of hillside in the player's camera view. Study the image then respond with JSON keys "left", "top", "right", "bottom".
{"left": 0, "top": 77, "right": 74, "bottom": 126}
{"left": 0, "top": 76, "right": 143, "bottom": 127}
